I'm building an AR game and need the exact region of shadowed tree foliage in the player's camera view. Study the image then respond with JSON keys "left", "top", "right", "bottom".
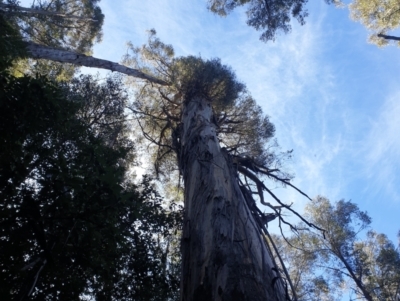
{"left": 207, "top": 0, "right": 340, "bottom": 42}
{"left": 0, "top": 42, "right": 181, "bottom": 300}
{"left": 0, "top": 13, "right": 27, "bottom": 69}
{"left": 65, "top": 73, "right": 132, "bottom": 149}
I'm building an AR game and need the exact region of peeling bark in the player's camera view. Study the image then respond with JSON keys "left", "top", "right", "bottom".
{"left": 25, "top": 42, "right": 168, "bottom": 85}
{"left": 179, "top": 97, "right": 287, "bottom": 301}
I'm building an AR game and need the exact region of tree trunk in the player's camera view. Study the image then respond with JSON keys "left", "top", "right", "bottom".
{"left": 179, "top": 96, "right": 287, "bottom": 301}
{"left": 25, "top": 42, "right": 168, "bottom": 85}
{"left": 337, "top": 252, "right": 374, "bottom": 301}
{"left": 0, "top": 3, "right": 97, "bottom": 21}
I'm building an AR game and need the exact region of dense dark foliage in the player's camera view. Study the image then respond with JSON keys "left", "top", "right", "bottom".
{"left": 0, "top": 32, "right": 181, "bottom": 300}
{"left": 0, "top": 13, "right": 26, "bottom": 69}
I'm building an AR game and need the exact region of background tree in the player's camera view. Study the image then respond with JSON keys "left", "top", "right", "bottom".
{"left": 66, "top": 73, "right": 132, "bottom": 149}
{"left": 0, "top": 0, "right": 103, "bottom": 51}
{"left": 0, "top": 38, "right": 181, "bottom": 300}
{"left": 272, "top": 196, "right": 400, "bottom": 301}
{"left": 0, "top": 0, "right": 104, "bottom": 79}
{"left": 271, "top": 233, "right": 340, "bottom": 301}
{"left": 0, "top": 13, "right": 27, "bottom": 69}
{"left": 0, "top": 0, "right": 167, "bottom": 82}
{"left": 353, "top": 231, "right": 400, "bottom": 301}
{"left": 349, "top": 0, "right": 400, "bottom": 47}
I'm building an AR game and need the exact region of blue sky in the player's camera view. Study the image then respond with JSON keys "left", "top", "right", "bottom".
{"left": 82, "top": 0, "right": 400, "bottom": 243}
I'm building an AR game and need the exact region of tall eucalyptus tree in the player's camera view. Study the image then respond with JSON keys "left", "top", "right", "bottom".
{"left": 121, "top": 31, "right": 322, "bottom": 301}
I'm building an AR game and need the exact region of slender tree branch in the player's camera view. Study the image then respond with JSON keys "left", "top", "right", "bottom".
{"left": 377, "top": 33, "right": 400, "bottom": 42}
{"left": 265, "top": 230, "right": 299, "bottom": 301}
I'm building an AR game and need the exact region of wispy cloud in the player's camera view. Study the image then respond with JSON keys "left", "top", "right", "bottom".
{"left": 362, "top": 92, "right": 400, "bottom": 203}
{"left": 87, "top": 0, "right": 400, "bottom": 232}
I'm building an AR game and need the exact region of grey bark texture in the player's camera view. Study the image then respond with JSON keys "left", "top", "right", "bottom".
{"left": 179, "top": 96, "right": 288, "bottom": 301}
{"left": 25, "top": 42, "right": 168, "bottom": 85}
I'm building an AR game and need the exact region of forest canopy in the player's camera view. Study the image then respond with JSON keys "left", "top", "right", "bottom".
{"left": 1, "top": 0, "right": 399, "bottom": 300}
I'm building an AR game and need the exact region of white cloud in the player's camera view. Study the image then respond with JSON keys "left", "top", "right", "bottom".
{"left": 362, "top": 92, "right": 400, "bottom": 202}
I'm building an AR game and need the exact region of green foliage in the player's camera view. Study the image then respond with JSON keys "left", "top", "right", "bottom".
{"left": 65, "top": 73, "right": 133, "bottom": 153}
{"left": 0, "top": 67, "right": 181, "bottom": 300}
{"left": 1, "top": 0, "right": 104, "bottom": 52}
{"left": 354, "top": 231, "right": 400, "bottom": 301}
{"left": 0, "top": 13, "right": 26, "bottom": 69}
{"left": 207, "top": 0, "right": 339, "bottom": 42}
{"left": 272, "top": 196, "right": 400, "bottom": 301}
{"left": 216, "top": 95, "right": 277, "bottom": 166}
{"left": 349, "top": 0, "right": 400, "bottom": 47}
{"left": 305, "top": 196, "right": 371, "bottom": 254}
{"left": 123, "top": 31, "right": 282, "bottom": 180}
{"left": 170, "top": 56, "right": 245, "bottom": 107}
{"left": 271, "top": 233, "right": 339, "bottom": 301}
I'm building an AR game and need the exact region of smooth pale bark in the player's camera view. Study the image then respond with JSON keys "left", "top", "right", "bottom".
{"left": 179, "top": 96, "right": 287, "bottom": 301}
{"left": 25, "top": 42, "right": 168, "bottom": 85}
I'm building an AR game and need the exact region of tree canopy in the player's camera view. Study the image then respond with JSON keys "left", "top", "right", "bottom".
{"left": 0, "top": 0, "right": 104, "bottom": 52}
{"left": 208, "top": 0, "right": 340, "bottom": 42}
{"left": 0, "top": 0, "right": 104, "bottom": 79}
{"left": 349, "top": 0, "right": 400, "bottom": 47}
{"left": 3, "top": 1, "right": 398, "bottom": 300}
{"left": 123, "top": 31, "right": 285, "bottom": 180}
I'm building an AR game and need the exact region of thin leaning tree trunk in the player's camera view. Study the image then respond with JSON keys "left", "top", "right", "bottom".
{"left": 0, "top": 3, "right": 97, "bottom": 21}
{"left": 179, "top": 96, "right": 287, "bottom": 301}
{"left": 25, "top": 42, "right": 168, "bottom": 86}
